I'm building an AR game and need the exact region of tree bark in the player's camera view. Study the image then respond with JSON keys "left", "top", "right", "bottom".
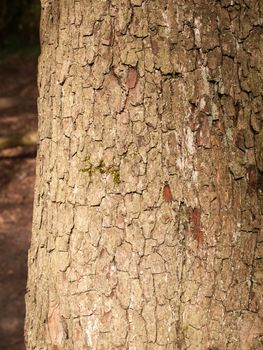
{"left": 25, "top": 1, "right": 263, "bottom": 349}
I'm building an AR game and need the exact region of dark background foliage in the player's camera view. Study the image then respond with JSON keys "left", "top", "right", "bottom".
{"left": 0, "top": 0, "right": 40, "bottom": 56}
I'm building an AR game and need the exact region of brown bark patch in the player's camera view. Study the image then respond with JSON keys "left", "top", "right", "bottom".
{"left": 192, "top": 207, "right": 201, "bottom": 227}
{"left": 100, "top": 311, "right": 112, "bottom": 325}
{"left": 151, "top": 40, "right": 159, "bottom": 55}
{"left": 191, "top": 207, "right": 204, "bottom": 245}
{"left": 195, "top": 112, "right": 211, "bottom": 148}
{"left": 193, "top": 228, "right": 204, "bottom": 245}
{"left": 163, "top": 182, "right": 173, "bottom": 202}
{"left": 161, "top": 214, "right": 172, "bottom": 223}
{"left": 116, "top": 214, "right": 125, "bottom": 228}
{"left": 126, "top": 67, "right": 138, "bottom": 89}
{"left": 246, "top": 165, "right": 257, "bottom": 190}
{"left": 48, "top": 304, "right": 66, "bottom": 347}
{"left": 235, "top": 129, "right": 245, "bottom": 151}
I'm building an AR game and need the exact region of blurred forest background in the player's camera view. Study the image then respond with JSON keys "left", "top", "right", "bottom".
{"left": 0, "top": 1, "right": 40, "bottom": 349}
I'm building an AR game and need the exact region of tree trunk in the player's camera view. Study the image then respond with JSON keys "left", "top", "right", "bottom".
{"left": 25, "top": 1, "right": 263, "bottom": 349}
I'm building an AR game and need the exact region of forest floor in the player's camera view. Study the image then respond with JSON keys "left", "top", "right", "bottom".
{"left": 0, "top": 54, "right": 38, "bottom": 350}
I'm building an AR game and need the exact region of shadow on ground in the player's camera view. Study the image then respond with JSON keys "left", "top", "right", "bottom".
{"left": 0, "top": 54, "right": 37, "bottom": 350}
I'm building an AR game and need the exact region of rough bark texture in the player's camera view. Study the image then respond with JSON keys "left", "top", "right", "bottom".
{"left": 26, "top": 1, "right": 263, "bottom": 349}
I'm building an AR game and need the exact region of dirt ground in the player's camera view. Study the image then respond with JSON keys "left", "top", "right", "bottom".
{"left": 0, "top": 55, "right": 38, "bottom": 350}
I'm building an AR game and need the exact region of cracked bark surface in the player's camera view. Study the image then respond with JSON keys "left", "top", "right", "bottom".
{"left": 25, "top": 0, "right": 263, "bottom": 349}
